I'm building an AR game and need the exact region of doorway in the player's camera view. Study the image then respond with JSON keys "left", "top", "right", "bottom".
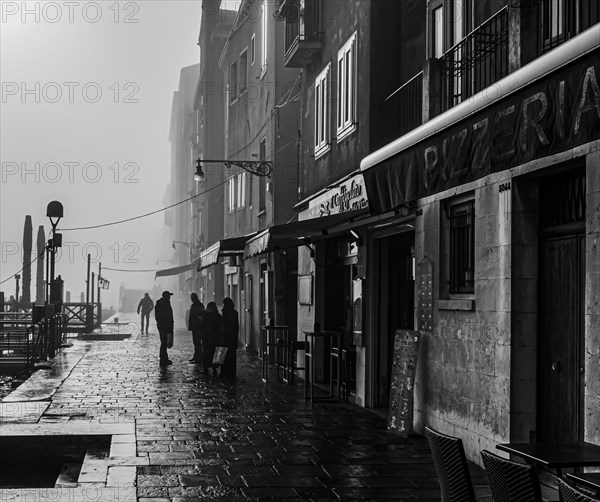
{"left": 374, "top": 228, "right": 415, "bottom": 408}
{"left": 537, "top": 168, "right": 585, "bottom": 443}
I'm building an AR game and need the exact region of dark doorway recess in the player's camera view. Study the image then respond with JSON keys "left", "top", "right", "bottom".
{"left": 375, "top": 229, "right": 415, "bottom": 408}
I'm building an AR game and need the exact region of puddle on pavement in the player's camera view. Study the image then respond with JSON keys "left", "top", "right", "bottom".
{"left": 0, "top": 435, "right": 110, "bottom": 488}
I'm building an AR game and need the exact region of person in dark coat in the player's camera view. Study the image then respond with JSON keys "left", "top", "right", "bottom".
{"left": 202, "top": 301, "right": 223, "bottom": 375}
{"left": 137, "top": 293, "right": 154, "bottom": 334}
{"left": 221, "top": 297, "right": 239, "bottom": 379}
{"left": 188, "top": 293, "right": 205, "bottom": 364}
{"left": 154, "top": 291, "right": 174, "bottom": 366}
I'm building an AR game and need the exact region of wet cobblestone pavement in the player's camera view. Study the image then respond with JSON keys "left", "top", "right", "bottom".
{"left": 0, "top": 312, "right": 490, "bottom": 501}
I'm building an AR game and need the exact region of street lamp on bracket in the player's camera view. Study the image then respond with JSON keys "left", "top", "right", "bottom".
{"left": 194, "top": 158, "right": 272, "bottom": 181}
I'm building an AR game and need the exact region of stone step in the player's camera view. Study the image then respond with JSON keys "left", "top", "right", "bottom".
{"left": 54, "top": 461, "right": 80, "bottom": 487}
{"left": 77, "top": 447, "right": 109, "bottom": 484}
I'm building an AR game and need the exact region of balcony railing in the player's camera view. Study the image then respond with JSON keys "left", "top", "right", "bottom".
{"left": 283, "top": 0, "right": 321, "bottom": 67}
{"left": 532, "top": 0, "right": 599, "bottom": 56}
{"left": 379, "top": 72, "right": 423, "bottom": 148}
{"left": 440, "top": 7, "right": 509, "bottom": 112}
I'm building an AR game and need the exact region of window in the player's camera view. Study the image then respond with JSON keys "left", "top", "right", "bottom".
{"left": 261, "top": 0, "right": 268, "bottom": 76}
{"left": 228, "top": 173, "right": 246, "bottom": 212}
{"left": 545, "top": 0, "right": 566, "bottom": 40}
{"left": 250, "top": 34, "right": 256, "bottom": 65}
{"left": 229, "top": 60, "right": 238, "bottom": 103}
{"left": 432, "top": 5, "right": 444, "bottom": 58}
{"left": 239, "top": 50, "right": 248, "bottom": 94}
{"left": 314, "top": 63, "right": 331, "bottom": 157}
{"left": 259, "top": 138, "right": 267, "bottom": 212}
{"left": 336, "top": 32, "right": 357, "bottom": 141}
{"left": 442, "top": 198, "right": 475, "bottom": 295}
{"left": 238, "top": 172, "right": 246, "bottom": 207}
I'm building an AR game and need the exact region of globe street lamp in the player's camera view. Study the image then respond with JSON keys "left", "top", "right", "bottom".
{"left": 46, "top": 201, "right": 64, "bottom": 307}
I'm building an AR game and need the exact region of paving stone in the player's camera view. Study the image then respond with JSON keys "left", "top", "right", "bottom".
{"left": 178, "top": 474, "right": 219, "bottom": 486}
{"left": 106, "top": 465, "right": 136, "bottom": 487}
{"left": 2, "top": 312, "right": 495, "bottom": 501}
{"left": 137, "top": 474, "right": 179, "bottom": 487}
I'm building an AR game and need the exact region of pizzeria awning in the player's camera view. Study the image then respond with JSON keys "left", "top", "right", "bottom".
{"left": 243, "top": 209, "right": 369, "bottom": 260}
{"left": 198, "top": 235, "right": 256, "bottom": 271}
{"left": 359, "top": 27, "right": 600, "bottom": 214}
{"left": 155, "top": 258, "right": 200, "bottom": 278}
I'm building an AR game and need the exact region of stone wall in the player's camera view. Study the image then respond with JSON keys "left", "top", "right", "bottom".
{"left": 585, "top": 149, "right": 600, "bottom": 443}
{"left": 414, "top": 177, "right": 513, "bottom": 463}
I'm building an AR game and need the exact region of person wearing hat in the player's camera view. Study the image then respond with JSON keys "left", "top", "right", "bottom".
{"left": 154, "top": 291, "right": 174, "bottom": 366}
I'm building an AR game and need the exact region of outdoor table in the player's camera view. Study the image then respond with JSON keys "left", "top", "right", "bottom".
{"left": 303, "top": 330, "right": 340, "bottom": 401}
{"left": 496, "top": 442, "right": 600, "bottom": 477}
{"left": 566, "top": 472, "right": 600, "bottom": 495}
{"left": 260, "top": 325, "right": 288, "bottom": 382}
{"left": 497, "top": 442, "right": 600, "bottom": 502}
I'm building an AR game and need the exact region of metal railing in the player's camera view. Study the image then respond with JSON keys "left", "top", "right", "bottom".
{"left": 531, "top": 0, "right": 599, "bottom": 56}
{"left": 441, "top": 7, "right": 509, "bottom": 112}
{"left": 284, "top": 0, "right": 321, "bottom": 59}
{"left": 0, "top": 310, "right": 67, "bottom": 375}
{"left": 63, "top": 302, "right": 101, "bottom": 333}
{"left": 380, "top": 72, "right": 424, "bottom": 147}
{"left": 0, "top": 313, "right": 34, "bottom": 374}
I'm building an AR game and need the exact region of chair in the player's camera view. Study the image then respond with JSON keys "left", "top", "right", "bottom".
{"left": 480, "top": 449, "right": 543, "bottom": 502}
{"left": 285, "top": 340, "right": 306, "bottom": 384}
{"left": 340, "top": 348, "right": 356, "bottom": 401}
{"left": 425, "top": 426, "right": 492, "bottom": 502}
{"left": 558, "top": 479, "right": 600, "bottom": 502}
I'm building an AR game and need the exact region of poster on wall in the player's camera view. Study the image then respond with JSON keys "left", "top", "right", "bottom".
{"left": 352, "top": 277, "right": 363, "bottom": 346}
{"left": 417, "top": 257, "right": 433, "bottom": 332}
{"left": 388, "top": 329, "right": 420, "bottom": 437}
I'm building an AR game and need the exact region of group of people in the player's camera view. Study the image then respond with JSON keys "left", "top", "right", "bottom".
{"left": 147, "top": 290, "right": 239, "bottom": 378}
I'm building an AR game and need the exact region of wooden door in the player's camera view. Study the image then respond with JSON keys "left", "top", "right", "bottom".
{"left": 538, "top": 234, "right": 584, "bottom": 443}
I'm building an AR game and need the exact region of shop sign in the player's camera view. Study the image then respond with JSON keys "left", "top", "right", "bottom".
{"left": 364, "top": 49, "right": 600, "bottom": 214}
{"left": 388, "top": 329, "right": 420, "bottom": 437}
{"left": 417, "top": 258, "right": 433, "bottom": 332}
{"left": 308, "top": 174, "right": 369, "bottom": 218}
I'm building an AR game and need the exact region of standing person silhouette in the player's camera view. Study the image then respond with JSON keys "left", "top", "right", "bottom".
{"left": 154, "top": 291, "right": 174, "bottom": 367}
{"left": 188, "top": 293, "right": 205, "bottom": 365}
{"left": 202, "top": 301, "right": 223, "bottom": 376}
{"left": 221, "top": 297, "right": 239, "bottom": 379}
{"left": 137, "top": 293, "right": 154, "bottom": 334}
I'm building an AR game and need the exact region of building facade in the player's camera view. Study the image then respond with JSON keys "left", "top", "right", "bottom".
{"left": 274, "top": 0, "right": 600, "bottom": 463}
{"left": 174, "top": 0, "right": 599, "bottom": 466}
{"left": 198, "top": 0, "right": 301, "bottom": 352}
{"left": 360, "top": 0, "right": 600, "bottom": 461}
{"left": 193, "top": 2, "right": 236, "bottom": 307}
{"left": 166, "top": 63, "right": 201, "bottom": 319}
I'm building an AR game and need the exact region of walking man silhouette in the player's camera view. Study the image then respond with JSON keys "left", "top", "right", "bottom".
{"left": 137, "top": 293, "right": 154, "bottom": 334}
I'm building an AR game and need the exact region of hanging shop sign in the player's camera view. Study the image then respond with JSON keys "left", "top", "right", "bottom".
{"left": 363, "top": 49, "right": 600, "bottom": 214}
{"left": 308, "top": 173, "right": 369, "bottom": 218}
{"left": 388, "top": 329, "right": 421, "bottom": 438}
{"left": 417, "top": 258, "right": 433, "bottom": 332}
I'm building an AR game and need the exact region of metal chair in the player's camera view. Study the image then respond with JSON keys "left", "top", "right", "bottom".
{"left": 480, "top": 449, "right": 543, "bottom": 502}
{"left": 425, "top": 426, "right": 493, "bottom": 502}
{"left": 558, "top": 479, "right": 600, "bottom": 502}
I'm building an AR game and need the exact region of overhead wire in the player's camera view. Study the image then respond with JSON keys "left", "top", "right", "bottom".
{"left": 59, "top": 176, "right": 231, "bottom": 232}
{"left": 0, "top": 248, "right": 46, "bottom": 285}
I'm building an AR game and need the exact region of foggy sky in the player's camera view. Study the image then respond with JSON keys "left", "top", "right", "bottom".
{"left": 1, "top": 1, "right": 209, "bottom": 308}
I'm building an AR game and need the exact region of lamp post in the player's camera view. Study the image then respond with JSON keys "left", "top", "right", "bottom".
{"left": 46, "top": 201, "right": 63, "bottom": 307}
{"left": 194, "top": 158, "right": 272, "bottom": 181}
